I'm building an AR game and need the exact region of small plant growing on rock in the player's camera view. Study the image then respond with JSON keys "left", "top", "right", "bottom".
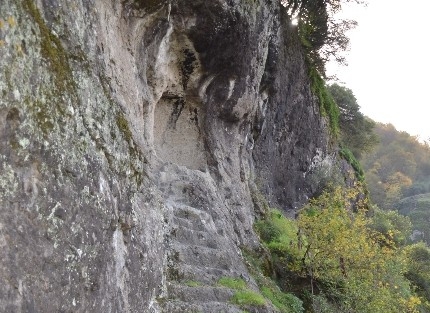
{"left": 217, "top": 277, "right": 247, "bottom": 290}
{"left": 231, "top": 290, "right": 266, "bottom": 307}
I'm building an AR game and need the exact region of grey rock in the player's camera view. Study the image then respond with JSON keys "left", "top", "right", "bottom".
{"left": 0, "top": 0, "right": 346, "bottom": 312}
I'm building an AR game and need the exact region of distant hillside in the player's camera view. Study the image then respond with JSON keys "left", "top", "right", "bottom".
{"left": 361, "top": 123, "right": 430, "bottom": 241}
{"left": 397, "top": 193, "right": 430, "bottom": 242}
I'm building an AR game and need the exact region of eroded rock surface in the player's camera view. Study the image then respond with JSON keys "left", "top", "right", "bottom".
{"left": 0, "top": 0, "right": 338, "bottom": 312}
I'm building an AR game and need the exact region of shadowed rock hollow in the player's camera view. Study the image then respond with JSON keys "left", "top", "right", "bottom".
{"left": 0, "top": 0, "right": 342, "bottom": 312}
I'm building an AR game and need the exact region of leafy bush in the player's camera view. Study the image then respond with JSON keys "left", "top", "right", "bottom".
{"left": 241, "top": 249, "right": 306, "bottom": 313}
{"left": 311, "top": 294, "right": 341, "bottom": 313}
{"left": 255, "top": 219, "right": 281, "bottom": 244}
{"left": 255, "top": 209, "right": 298, "bottom": 254}
{"left": 369, "top": 207, "right": 412, "bottom": 246}
{"left": 254, "top": 186, "right": 422, "bottom": 313}
{"left": 261, "top": 286, "right": 304, "bottom": 313}
{"left": 406, "top": 243, "right": 430, "bottom": 307}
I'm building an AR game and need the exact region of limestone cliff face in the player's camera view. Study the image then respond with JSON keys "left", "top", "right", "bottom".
{"left": 0, "top": 0, "right": 337, "bottom": 312}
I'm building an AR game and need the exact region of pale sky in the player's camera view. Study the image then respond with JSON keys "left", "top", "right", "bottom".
{"left": 326, "top": 0, "right": 430, "bottom": 141}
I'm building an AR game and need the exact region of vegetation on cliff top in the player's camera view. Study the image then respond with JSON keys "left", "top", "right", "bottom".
{"left": 284, "top": 0, "right": 362, "bottom": 75}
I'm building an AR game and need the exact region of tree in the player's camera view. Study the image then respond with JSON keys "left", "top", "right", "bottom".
{"left": 283, "top": 0, "right": 363, "bottom": 75}
{"left": 369, "top": 207, "right": 412, "bottom": 246}
{"left": 327, "top": 84, "right": 378, "bottom": 158}
{"left": 295, "top": 186, "right": 419, "bottom": 313}
{"left": 256, "top": 186, "right": 424, "bottom": 312}
{"left": 361, "top": 123, "right": 430, "bottom": 210}
{"left": 384, "top": 172, "right": 413, "bottom": 208}
{"left": 406, "top": 243, "right": 430, "bottom": 312}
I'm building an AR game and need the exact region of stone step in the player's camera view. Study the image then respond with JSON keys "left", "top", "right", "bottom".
{"left": 171, "top": 226, "right": 219, "bottom": 249}
{"left": 167, "top": 283, "right": 234, "bottom": 303}
{"left": 161, "top": 299, "right": 244, "bottom": 313}
{"left": 171, "top": 243, "right": 236, "bottom": 270}
{"left": 171, "top": 215, "right": 208, "bottom": 232}
{"left": 176, "top": 263, "right": 250, "bottom": 285}
{"left": 173, "top": 205, "right": 220, "bottom": 229}
{"left": 173, "top": 205, "right": 212, "bottom": 221}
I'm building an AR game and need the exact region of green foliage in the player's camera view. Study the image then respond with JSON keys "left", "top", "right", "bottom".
{"left": 288, "top": 0, "right": 359, "bottom": 76}
{"left": 362, "top": 123, "right": 430, "bottom": 208}
{"left": 217, "top": 276, "right": 268, "bottom": 309}
{"left": 310, "top": 294, "right": 342, "bottom": 313}
{"left": 309, "top": 67, "right": 340, "bottom": 135}
{"left": 406, "top": 243, "right": 430, "bottom": 312}
{"left": 399, "top": 193, "right": 430, "bottom": 214}
{"left": 298, "top": 187, "right": 419, "bottom": 313}
{"left": 339, "top": 147, "right": 364, "bottom": 181}
{"left": 361, "top": 123, "right": 430, "bottom": 247}
{"left": 231, "top": 290, "right": 266, "bottom": 307}
{"left": 255, "top": 209, "right": 298, "bottom": 254}
{"left": 255, "top": 186, "right": 422, "bottom": 313}
{"left": 242, "top": 248, "right": 305, "bottom": 313}
{"left": 328, "top": 84, "right": 378, "bottom": 158}
{"left": 261, "top": 286, "right": 304, "bottom": 313}
{"left": 218, "top": 277, "right": 247, "bottom": 290}
{"left": 369, "top": 207, "right": 412, "bottom": 246}
{"left": 398, "top": 193, "right": 430, "bottom": 244}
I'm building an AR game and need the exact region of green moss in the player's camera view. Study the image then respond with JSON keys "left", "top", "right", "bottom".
{"left": 23, "top": 0, "right": 76, "bottom": 112}
{"left": 116, "top": 112, "right": 133, "bottom": 144}
{"left": 4, "top": 68, "right": 13, "bottom": 92}
{"left": 251, "top": 188, "right": 271, "bottom": 216}
{"left": 167, "top": 251, "right": 183, "bottom": 281}
{"left": 167, "top": 265, "right": 182, "bottom": 281}
{"left": 19, "top": 1, "right": 147, "bottom": 191}
{"left": 22, "top": 96, "right": 55, "bottom": 136}
{"left": 116, "top": 112, "right": 145, "bottom": 185}
{"left": 185, "top": 280, "right": 202, "bottom": 287}
{"left": 116, "top": 111, "right": 147, "bottom": 187}
{"left": 132, "top": 0, "right": 164, "bottom": 12}
{"left": 23, "top": 0, "right": 78, "bottom": 119}
{"left": 339, "top": 147, "right": 365, "bottom": 182}
{"left": 231, "top": 290, "right": 266, "bottom": 307}
{"left": 308, "top": 66, "right": 339, "bottom": 137}
{"left": 217, "top": 276, "right": 267, "bottom": 308}
{"left": 9, "top": 138, "right": 20, "bottom": 150}
{"left": 218, "top": 277, "right": 247, "bottom": 290}
{"left": 155, "top": 296, "right": 167, "bottom": 305}
{"left": 21, "top": 0, "right": 81, "bottom": 141}
{"left": 34, "top": 100, "right": 54, "bottom": 134}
